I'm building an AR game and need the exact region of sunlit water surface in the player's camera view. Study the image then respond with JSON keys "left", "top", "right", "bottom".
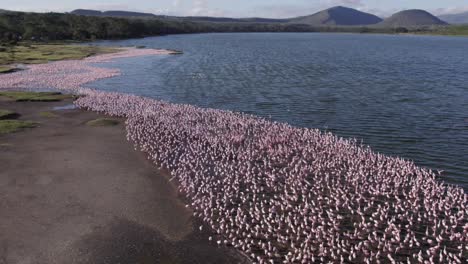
{"left": 89, "top": 33, "right": 468, "bottom": 189}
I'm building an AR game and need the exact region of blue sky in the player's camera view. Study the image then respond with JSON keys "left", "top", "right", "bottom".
{"left": 3, "top": 0, "right": 468, "bottom": 18}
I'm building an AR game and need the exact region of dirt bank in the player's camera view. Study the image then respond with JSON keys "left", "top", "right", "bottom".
{"left": 0, "top": 97, "right": 248, "bottom": 264}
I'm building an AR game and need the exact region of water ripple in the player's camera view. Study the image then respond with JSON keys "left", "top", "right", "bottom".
{"left": 90, "top": 33, "right": 468, "bottom": 189}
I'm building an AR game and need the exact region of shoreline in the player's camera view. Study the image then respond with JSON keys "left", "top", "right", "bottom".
{"left": 1, "top": 48, "right": 467, "bottom": 263}
{"left": 0, "top": 94, "right": 248, "bottom": 263}
{"left": 0, "top": 47, "right": 176, "bottom": 93}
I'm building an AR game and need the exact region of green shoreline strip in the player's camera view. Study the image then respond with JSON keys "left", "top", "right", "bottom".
{"left": 0, "top": 44, "right": 119, "bottom": 74}
{"left": 0, "top": 109, "right": 18, "bottom": 119}
{"left": 0, "top": 120, "right": 38, "bottom": 134}
{"left": 0, "top": 91, "right": 74, "bottom": 102}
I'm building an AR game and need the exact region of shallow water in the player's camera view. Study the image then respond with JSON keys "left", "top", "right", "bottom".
{"left": 89, "top": 33, "right": 468, "bottom": 189}
{"left": 53, "top": 104, "right": 76, "bottom": 110}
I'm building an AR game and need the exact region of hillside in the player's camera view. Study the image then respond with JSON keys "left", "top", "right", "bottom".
{"left": 289, "top": 6, "right": 382, "bottom": 26}
{"left": 71, "top": 9, "right": 286, "bottom": 23}
{"left": 439, "top": 11, "right": 468, "bottom": 24}
{"left": 70, "top": 7, "right": 384, "bottom": 26}
{"left": 379, "top": 10, "right": 448, "bottom": 27}
{"left": 177, "top": 16, "right": 286, "bottom": 23}
{"left": 71, "top": 9, "right": 156, "bottom": 18}
{"left": 1, "top": 7, "right": 465, "bottom": 43}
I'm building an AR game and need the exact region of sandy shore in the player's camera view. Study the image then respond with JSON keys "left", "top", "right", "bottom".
{"left": 0, "top": 97, "right": 248, "bottom": 264}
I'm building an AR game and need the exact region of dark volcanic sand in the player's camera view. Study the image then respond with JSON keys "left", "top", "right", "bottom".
{"left": 0, "top": 97, "right": 248, "bottom": 264}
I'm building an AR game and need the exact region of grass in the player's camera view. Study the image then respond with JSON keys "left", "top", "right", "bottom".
{"left": 0, "top": 109, "right": 19, "bottom": 119}
{"left": 432, "top": 25, "right": 468, "bottom": 36}
{"left": 0, "top": 65, "right": 14, "bottom": 73}
{"left": 0, "top": 44, "right": 120, "bottom": 69}
{"left": 86, "top": 118, "right": 120, "bottom": 127}
{"left": 39, "top": 111, "right": 59, "bottom": 118}
{"left": 0, "top": 120, "right": 38, "bottom": 134}
{"left": 413, "top": 25, "right": 468, "bottom": 37}
{"left": 0, "top": 91, "right": 73, "bottom": 102}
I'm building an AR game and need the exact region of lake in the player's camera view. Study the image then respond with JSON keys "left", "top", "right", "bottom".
{"left": 89, "top": 33, "right": 468, "bottom": 189}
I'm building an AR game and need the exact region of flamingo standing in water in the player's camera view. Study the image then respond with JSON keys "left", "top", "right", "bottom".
{"left": 1, "top": 48, "right": 466, "bottom": 263}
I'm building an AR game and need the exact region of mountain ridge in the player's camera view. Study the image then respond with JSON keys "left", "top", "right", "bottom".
{"left": 379, "top": 9, "right": 448, "bottom": 27}
{"left": 68, "top": 7, "right": 448, "bottom": 28}
{"left": 71, "top": 9, "right": 157, "bottom": 18}
{"left": 438, "top": 11, "right": 468, "bottom": 24}
{"left": 289, "top": 6, "right": 382, "bottom": 26}
{"left": 71, "top": 6, "right": 383, "bottom": 26}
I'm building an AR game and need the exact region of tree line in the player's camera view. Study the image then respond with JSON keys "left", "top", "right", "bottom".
{"left": 0, "top": 11, "right": 416, "bottom": 43}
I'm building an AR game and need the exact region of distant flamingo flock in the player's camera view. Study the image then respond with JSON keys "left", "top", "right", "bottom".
{"left": 1, "top": 48, "right": 466, "bottom": 263}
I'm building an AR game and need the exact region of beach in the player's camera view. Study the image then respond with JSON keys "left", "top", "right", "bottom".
{"left": 0, "top": 96, "right": 247, "bottom": 263}
{"left": 0, "top": 46, "right": 466, "bottom": 264}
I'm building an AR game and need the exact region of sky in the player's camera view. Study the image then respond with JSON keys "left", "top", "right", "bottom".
{"left": 2, "top": 0, "right": 468, "bottom": 18}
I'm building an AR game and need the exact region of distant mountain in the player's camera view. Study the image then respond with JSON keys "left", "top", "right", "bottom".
{"left": 69, "top": 7, "right": 453, "bottom": 29}
{"left": 70, "top": 9, "right": 102, "bottom": 16}
{"left": 289, "top": 6, "right": 382, "bottom": 26}
{"left": 70, "top": 6, "right": 384, "bottom": 26}
{"left": 177, "top": 16, "right": 286, "bottom": 23}
{"left": 439, "top": 11, "right": 468, "bottom": 24}
{"left": 379, "top": 10, "right": 448, "bottom": 27}
{"left": 71, "top": 9, "right": 285, "bottom": 23}
{"left": 104, "top": 10, "right": 156, "bottom": 18}
{"left": 71, "top": 9, "right": 156, "bottom": 18}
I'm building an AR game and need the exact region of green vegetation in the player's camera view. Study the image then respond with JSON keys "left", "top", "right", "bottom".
{"left": 0, "top": 44, "right": 118, "bottom": 67}
{"left": 39, "top": 111, "right": 59, "bottom": 118}
{"left": 0, "top": 120, "right": 38, "bottom": 134}
{"left": 0, "top": 11, "right": 177, "bottom": 42}
{"left": 0, "top": 65, "right": 14, "bottom": 73}
{"left": 0, "top": 91, "right": 73, "bottom": 102}
{"left": 0, "top": 109, "right": 18, "bottom": 119}
{"left": 0, "top": 10, "right": 393, "bottom": 41}
{"left": 86, "top": 118, "right": 120, "bottom": 127}
{"left": 423, "top": 25, "right": 468, "bottom": 36}
{"left": 0, "top": 10, "right": 467, "bottom": 45}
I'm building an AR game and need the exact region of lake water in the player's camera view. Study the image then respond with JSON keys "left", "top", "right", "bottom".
{"left": 89, "top": 33, "right": 468, "bottom": 189}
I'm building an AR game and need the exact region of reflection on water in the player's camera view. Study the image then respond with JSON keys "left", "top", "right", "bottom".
{"left": 53, "top": 104, "right": 76, "bottom": 110}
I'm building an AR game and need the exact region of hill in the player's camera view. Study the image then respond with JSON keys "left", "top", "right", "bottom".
{"left": 71, "top": 9, "right": 156, "bottom": 18}
{"left": 2, "top": 7, "right": 464, "bottom": 44}
{"left": 439, "top": 11, "right": 468, "bottom": 24}
{"left": 71, "top": 9, "right": 286, "bottom": 23}
{"left": 70, "top": 7, "right": 384, "bottom": 26}
{"left": 289, "top": 6, "right": 382, "bottom": 26}
{"left": 176, "top": 16, "right": 286, "bottom": 23}
{"left": 379, "top": 10, "right": 448, "bottom": 27}
{"left": 70, "top": 9, "right": 102, "bottom": 16}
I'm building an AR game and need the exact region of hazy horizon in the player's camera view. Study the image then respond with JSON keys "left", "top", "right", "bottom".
{"left": 2, "top": 0, "right": 468, "bottom": 19}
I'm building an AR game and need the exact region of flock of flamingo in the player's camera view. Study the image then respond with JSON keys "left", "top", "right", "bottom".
{"left": 1, "top": 48, "right": 466, "bottom": 263}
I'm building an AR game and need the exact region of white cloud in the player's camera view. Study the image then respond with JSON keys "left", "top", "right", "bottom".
{"left": 85, "top": 4, "right": 131, "bottom": 11}
{"left": 172, "top": 0, "right": 182, "bottom": 8}
{"left": 10, "top": 0, "right": 465, "bottom": 19}
{"left": 188, "top": 0, "right": 227, "bottom": 17}
{"left": 432, "top": 6, "right": 468, "bottom": 15}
